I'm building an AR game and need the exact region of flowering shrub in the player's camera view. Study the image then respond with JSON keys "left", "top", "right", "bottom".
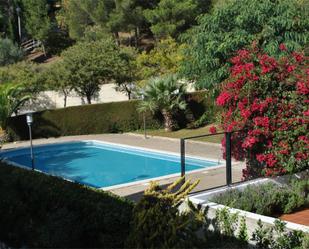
{"left": 209, "top": 126, "right": 217, "bottom": 134}
{"left": 216, "top": 44, "right": 308, "bottom": 178}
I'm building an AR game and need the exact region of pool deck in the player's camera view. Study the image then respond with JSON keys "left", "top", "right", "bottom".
{"left": 1, "top": 133, "right": 245, "bottom": 201}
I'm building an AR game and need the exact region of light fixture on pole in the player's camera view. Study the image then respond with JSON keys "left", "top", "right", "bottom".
{"left": 16, "top": 7, "right": 22, "bottom": 42}
{"left": 26, "top": 112, "right": 34, "bottom": 170}
{"left": 140, "top": 90, "right": 147, "bottom": 139}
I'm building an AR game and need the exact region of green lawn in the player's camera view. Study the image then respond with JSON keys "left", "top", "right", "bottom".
{"left": 134, "top": 124, "right": 223, "bottom": 143}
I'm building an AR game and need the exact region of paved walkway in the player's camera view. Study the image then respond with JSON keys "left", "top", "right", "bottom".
{"left": 1, "top": 133, "right": 245, "bottom": 201}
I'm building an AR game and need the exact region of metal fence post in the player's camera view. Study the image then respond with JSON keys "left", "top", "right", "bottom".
{"left": 180, "top": 138, "right": 185, "bottom": 177}
{"left": 225, "top": 132, "right": 232, "bottom": 186}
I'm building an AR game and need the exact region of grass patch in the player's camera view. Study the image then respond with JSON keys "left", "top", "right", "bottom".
{"left": 134, "top": 124, "right": 223, "bottom": 144}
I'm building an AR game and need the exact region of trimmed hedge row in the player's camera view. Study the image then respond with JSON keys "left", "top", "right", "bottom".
{"left": 7, "top": 91, "right": 210, "bottom": 140}
{"left": 0, "top": 162, "right": 134, "bottom": 248}
{"left": 7, "top": 100, "right": 160, "bottom": 140}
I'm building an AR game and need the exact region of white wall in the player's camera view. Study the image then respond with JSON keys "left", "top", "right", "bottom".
{"left": 20, "top": 82, "right": 196, "bottom": 113}
{"left": 20, "top": 84, "right": 128, "bottom": 113}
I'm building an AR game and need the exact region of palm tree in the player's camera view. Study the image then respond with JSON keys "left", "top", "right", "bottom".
{"left": 0, "top": 84, "right": 31, "bottom": 131}
{"left": 138, "top": 75, "right": 187, "bottom": 132}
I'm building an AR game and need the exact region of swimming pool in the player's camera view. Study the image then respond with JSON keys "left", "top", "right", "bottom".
{"left": 0, "top": 141, "right": 219, "bottom": 188}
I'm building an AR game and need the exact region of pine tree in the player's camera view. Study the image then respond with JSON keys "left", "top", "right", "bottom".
{"left": 22, "top": 0, "right": 51, "bottom": 42}
{"left": 144, "top": 0, "right": 200, "bottom": 39}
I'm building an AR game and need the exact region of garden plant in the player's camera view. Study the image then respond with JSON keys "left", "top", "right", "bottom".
{"left": 0, "top": 84, "right": 30, "bottom": 131}
{"left": 138, "top": 74, "right": 187, "bottom": 132}
{"left": 215, "top": 44, "right": 308, "bottom": 178}
{"left": 211, "top": 179, "right": 309, "bottom": 216}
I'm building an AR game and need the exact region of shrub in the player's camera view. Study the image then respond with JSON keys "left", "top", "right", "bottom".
{"left": 189, "top": 88, "right": 221, "bottom": 128}
{"left": 0, "top": 84, "right": 31, "bottom": 130}
{"left": 0, "top": 162, "right": 133, "bottom": 248}
{"left": 215, "top": 207, "right": 239, "bottom": 237}
{"left": 252, "top": 219, "right": 306, "bottom": 249}
{"left": 210, "top": 179, "right": 309, "bottom": 216}
{"left": 216, "top": 44, "right": 308, "bottom": 178}
{"left": 126, "top": 177, "right": 203, "bottom": 248}
{"left": 0, "top": 61, "right": 47, "bottom": 94}
{"left": 138, "top": 74, "right": 187, "bottom": 132}
{"left": 0, "top": 38, "right": 23, "bottom": 66}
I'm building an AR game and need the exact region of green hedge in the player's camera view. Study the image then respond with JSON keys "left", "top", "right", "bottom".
{"left": 0, "top": 162, "right": 134, "bottom": 248}
{"left": 7, "top": 91, "right": 210, "bottom": 140}
{"left": 8, "top": 99, "right": 161, "bottom": 140}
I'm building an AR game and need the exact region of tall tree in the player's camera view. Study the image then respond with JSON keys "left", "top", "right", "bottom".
{"left": 63, "top": 0, "right": 114, "bottom": 40}
{"left": 181, "top": 0, "right": 309, "bottom": 88}
{"left": 135, "top": 37, "right": 185, "bottom": 85}
{"left": 114, "top": 46, "right": 138, "bottom": 99}
{"left": 63, "top": 0, "right": 159, "bottom": 43}
{"left": 21, "top": 0, "right": 51, "bottom": 42}
{"left": 144, "top": 0, "right": 206, "bottom": 39}
{"left": 44, "top": 60, "right": 72, "bottom": 107}
{"left": 108, "top": 0, "right": 159, "bottom": 46}
{"left": 0, "top": 0, "right": 19, "bottom": 41}
{"left": 61, "top": 38, "right": 127, "bottom": 104}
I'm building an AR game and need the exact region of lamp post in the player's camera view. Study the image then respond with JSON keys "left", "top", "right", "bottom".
{"left": 140, "top": 90, "right": 147, "bottom": 139}
{"left": 26, "top": 113, "right": 34, "bottom": 170}
{"left": 16, "top": 7, "right": 22, "bottom": 42}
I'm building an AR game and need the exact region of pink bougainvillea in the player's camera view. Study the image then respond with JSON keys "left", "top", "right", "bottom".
{"left": 209, "top": 126, "right": 217, "bottom": 134}
{"left": 216, "top": 44, "right": 309, "bottom": 179}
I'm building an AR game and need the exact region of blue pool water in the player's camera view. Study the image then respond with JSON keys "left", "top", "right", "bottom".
{"left": 0, "top": 141, "right": 218, "bottom": 188}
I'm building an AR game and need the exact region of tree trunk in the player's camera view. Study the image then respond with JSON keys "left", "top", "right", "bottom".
{"left": 134, "top": 27, "right": 139, "bottom": 48}
{"left": 86, "top": 95, "right": 92, "bottom": 104}
{"left": 162, "top": 110, "right": 175, "bottom": 132}
{"left": 114, "top": 32, "right": 120, "bottom": 46}
{"left": 127, "top": 90, "right": 131, "bottom": 100}
{"left": 42, "top": 43, "right": 47, "bottom": 57}
{"left": 63, "top": 95, "right": 67, "bottom": 107}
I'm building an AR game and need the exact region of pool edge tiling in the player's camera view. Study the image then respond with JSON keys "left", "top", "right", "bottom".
{"left": 0, "top": 140, "right": 222, "bottom": 189}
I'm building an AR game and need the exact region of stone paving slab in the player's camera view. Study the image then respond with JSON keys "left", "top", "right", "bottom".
{"left": 1, "top": 133, "right": 245, "bottom": 201}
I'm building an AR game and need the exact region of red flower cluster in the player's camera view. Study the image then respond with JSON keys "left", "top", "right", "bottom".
{"left": 296, "top": 81, "right": 309, "bottom": 95}
{"left": 216, "top": 44, "right": 309, "bottom": 178}
{"left": 216, "top": 92, "right": 232, "bottom": 106}
{"left": 209, "top": 126, "right": 217, "bottom": 134}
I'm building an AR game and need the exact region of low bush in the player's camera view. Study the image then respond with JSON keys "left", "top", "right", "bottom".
{"left": 210, "top": 179, "right": 309, "bottom": 216}
{"left": 0, "top": 38, "right": 23, "bottom": 66}
{"left": 252, "top": 219, "right": 306, "bottom": 249}
{"left": 126, "top": 177, "right": 203, "bottom": 248}
{"left": 187, "top": 89, "right": 221, "bottom": 128}
{"left": 0, "top": 162, "right": 133, "bottom": 248}
{"left": 7, "top": 91, "right": 211, "bottom": 141}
